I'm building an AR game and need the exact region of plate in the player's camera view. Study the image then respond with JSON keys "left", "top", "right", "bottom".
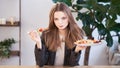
{"left": 74, "top": 40, "right": 106, "bottom": 46}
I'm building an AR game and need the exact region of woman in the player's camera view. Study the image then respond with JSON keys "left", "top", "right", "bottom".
{"left": 29, "top": 2, "right": 86, "bottom": 67}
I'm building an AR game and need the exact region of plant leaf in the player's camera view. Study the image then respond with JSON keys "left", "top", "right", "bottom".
{"left": 0, "top": 38, "right": 16, "bottom": 58}
{"left": 72, "top": 4, "right": 82, "bottom": 11}
{"left": 77, "top": 0, "right": 85, "bottom": 4}
{"left": 86, "top": 0, "right": 97, "bottom": 8}
{"left": 82, "top": 26, "right": 92, "bottom": 37}
{"left": 52, "top": 0, "right": 72, "bottom": 6}
{"left": 97, "top": 24, "right": 107, "bottom": 36}
{"left": 106, "top": 33, "right": 113, "bottom": 47}
{"left": 109, "top": 23, "right": 120, "bottom": 32}
{"left": 110, "top": 0, "right": 120, "bottom": 15}
{"left": 109, "top": 6, "right": 120, "bottom": 16}
{"left": 111, "top": 0, "right": 120, "bottom": 6}
{"left": 97, "top": 0, "right": 110, "bottom": 2}
{"left": 119, "top": 36, "right": 120, "bottom": 43}
{"left": 94, "top": 4, "right": 108, "bottom": 13}
{"left": 95, "top": 11, "right": 106, "bottom": 22}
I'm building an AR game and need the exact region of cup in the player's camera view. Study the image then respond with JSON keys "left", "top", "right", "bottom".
{"left": 9, "top": 17, "right": 14, "bottom": 25}
{"left": 1, "top": 18, "right": 6, "bottom": 24}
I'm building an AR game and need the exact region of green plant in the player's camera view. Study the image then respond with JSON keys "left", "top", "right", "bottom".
{"left": 52, "top": 0, "right": 120, "bottom": 65}
{"left": 0, "top": 38, "right": 16, "bottom": 58}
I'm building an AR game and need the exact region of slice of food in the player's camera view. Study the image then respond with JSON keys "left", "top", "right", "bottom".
{"left": 74, "top": 39, "right": 101, "bottom": 46}
{"left": 75, "top": 39, "right": 93, "bottom": 44}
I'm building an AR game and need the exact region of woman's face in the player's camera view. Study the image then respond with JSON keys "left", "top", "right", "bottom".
{"left": 54, "top": 11, "right": 69, "bottom": 30}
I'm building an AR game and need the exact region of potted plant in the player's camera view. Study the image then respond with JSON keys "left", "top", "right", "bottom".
{"left": 52, "top": 0, "right": 120, "bottom": 65}
{"left": 0, "top": 38, "right": 16, "bottom": 58}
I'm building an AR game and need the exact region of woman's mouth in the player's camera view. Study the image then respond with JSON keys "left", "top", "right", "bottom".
{"left": 59, "top": 25, "right": 63, "bottom": 27}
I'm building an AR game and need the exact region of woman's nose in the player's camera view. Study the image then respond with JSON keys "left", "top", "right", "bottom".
{"left": 58, "top": 19, "right": 63, "bottom": 24}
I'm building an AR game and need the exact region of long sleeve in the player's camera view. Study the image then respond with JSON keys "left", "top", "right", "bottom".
{"left": 34, "top": 45, "right": 44, "bottom": 67}
{"left": 34, "top": 37, "right": 49, "bottom": 67}
{"left": 69, "top": 46, "right": 81, "bottom": 66}
{"left": 64, "top": 46, "right": 81, "bottom": 66}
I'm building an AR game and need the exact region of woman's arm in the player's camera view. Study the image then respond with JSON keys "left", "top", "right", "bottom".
{"left": 34, "top": 44, "right": 45, "bottom": 67}
{"left": 69, "top": 46, "right": 81, "bottom": 66}
{"left": 69, "top": 44, "right": 86, "bottom": 66}
{"left": 28, "top": 30, "right": 42, "bottom": 49}
{"left": 34, "top": 38, "right": 49, "bottom": 67}
{"left": 34, "top": 31, "right": 49, "bottom": 67}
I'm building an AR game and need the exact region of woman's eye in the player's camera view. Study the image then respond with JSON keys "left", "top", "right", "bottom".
{"left": 54, "top": 18, "right": 58, "bottom": 21}
{"left": 62, "top": 17, "right": 67, "bottom": 20}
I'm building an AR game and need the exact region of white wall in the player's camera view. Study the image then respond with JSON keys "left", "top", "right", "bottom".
{"left": 0, "top": 0, "right": 19, "bottom": 21}
{"left": 1, "top": 0, "right": 118, "bottom": 66}
{"left": 0, "top": 0, "right": 20, "bottom": 65}
{"left": 21, "top": 0, "right": 53, "bottom": 65}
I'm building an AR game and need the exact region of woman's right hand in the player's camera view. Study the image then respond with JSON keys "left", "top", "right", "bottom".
{"left": 28, "top": 30, "right": 41, "bottom": 42}
{"left": 28, "top": 30, "right": 42, "bottom": 49}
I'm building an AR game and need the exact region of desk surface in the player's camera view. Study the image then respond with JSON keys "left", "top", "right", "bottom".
{"left": 0, "top": 66, "right": 120, "bottom": 68}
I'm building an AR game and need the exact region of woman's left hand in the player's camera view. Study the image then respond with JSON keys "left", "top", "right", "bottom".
{"left": 75, "top": 45, "right": 87, "bottom": 53}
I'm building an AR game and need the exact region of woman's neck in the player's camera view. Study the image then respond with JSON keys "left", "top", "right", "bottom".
{"left": 59, "top": 29, "right": 67, "bottom": 42}
{"left": 59, "top": 29, "right": 66, "bottom": 36}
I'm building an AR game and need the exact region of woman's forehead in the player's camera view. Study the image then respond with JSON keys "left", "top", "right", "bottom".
{"left": 54, "top": 11, "right": 67, "bottom": 18}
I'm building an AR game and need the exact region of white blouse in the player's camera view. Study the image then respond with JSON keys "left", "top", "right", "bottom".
{"left": 54, "top": 35, "right": 65, "bottom": 66}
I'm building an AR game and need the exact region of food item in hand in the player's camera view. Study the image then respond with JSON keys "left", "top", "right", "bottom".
{"left": 37, "top": 28, "right": 48, "bottom": 32}
{"left": 74, "top": 39, "right": 101, "bottom": 45}
{"left": 37, "top": 28, "right": 43, "bottom": 32}
{"left": 93, "top": 39, "right": 101, "bottom": 43}
{"left": 37, "top": 28, "right": 44, "bottom": 35}
{"left": 75, "top": 39, "right": 93, "bottom": 44}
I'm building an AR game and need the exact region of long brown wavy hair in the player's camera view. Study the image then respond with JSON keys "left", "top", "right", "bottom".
{"left": 43, "top": 2, "right": 85, "bottom": 52}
